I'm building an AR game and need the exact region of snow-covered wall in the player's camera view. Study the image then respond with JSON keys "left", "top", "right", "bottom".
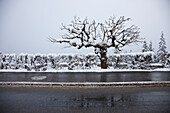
{"left": 0, "top": 52, "right": 168, "bottom": 71}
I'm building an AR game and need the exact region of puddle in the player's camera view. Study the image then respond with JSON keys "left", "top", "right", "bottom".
{"left": 31, "top": 76, "right": 47, "bottom": 81}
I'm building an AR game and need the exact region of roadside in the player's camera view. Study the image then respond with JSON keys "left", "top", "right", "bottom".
{"left": 0, "top": 68, "right": 170, "bottom": 72}
{"left": 1, "top": 81, "right": 170, "bottom": 87}
{"left": 0, "top": 71, "right": 170, "bottom": 87}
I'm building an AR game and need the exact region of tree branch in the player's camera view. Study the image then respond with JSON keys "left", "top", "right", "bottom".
{"left": 49, "top": 16, "right": 142, "bottom": 52}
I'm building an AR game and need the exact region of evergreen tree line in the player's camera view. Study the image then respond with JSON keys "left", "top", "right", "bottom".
{"left": 142, "top": 32, "right": 168, "bottom": 62}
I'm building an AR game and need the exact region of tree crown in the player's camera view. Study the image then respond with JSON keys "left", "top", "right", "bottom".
{"left": 49, "top": 16, "right": 142, "bottom": 52}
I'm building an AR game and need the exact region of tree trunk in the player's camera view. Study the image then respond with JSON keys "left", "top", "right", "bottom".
{"left": 100, "top": 48, "right": 107, "bottom": 69}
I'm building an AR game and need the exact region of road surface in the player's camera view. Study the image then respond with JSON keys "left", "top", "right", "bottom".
{"left": 0, "top": 87, "right": 170, "bottom": 113}
{"left": 0, "top": 72, "right": 170, "bottom": 82}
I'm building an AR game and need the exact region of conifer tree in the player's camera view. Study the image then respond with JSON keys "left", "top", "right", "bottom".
{"left": 142, "top": 41, "right": 148, "bottom": 52}
{"left": 157, "top": 31, "right": 167, "bottom": 62}
{"left": 148, "top": 41, "right": 154, "bottom": 51}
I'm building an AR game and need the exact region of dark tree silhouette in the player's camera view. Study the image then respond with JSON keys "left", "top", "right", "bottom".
{"left": 49, "top": 16, "right": 141, "bottom": 69}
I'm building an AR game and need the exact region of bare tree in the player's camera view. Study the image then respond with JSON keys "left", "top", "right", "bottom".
{"left": 49, "top": 16, "right": 141, "bottom": 69}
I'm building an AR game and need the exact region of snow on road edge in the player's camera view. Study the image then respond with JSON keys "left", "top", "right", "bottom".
{"left": 0, "top": 68, "right": 170, "bottom": 72}
{"left": 1, "top": 81, "right": 170, "bottom": 87}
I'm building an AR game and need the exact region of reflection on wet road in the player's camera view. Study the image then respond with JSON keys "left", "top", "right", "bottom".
{"left": 0, "top": 87, "right": 170, "bottom": 113}
{"left": 0, "top": 72, "right": 170, "bottom": 82}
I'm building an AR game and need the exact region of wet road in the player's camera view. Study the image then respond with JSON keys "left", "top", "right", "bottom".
{"left": 0, "top": 72, "right": 170, "bottom": 82}
{"left": 0, "top": 87, "right": 170, "bottom": 113}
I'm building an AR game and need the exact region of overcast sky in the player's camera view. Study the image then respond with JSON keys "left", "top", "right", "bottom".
{"left": 0, "top": 0, "right": 170, "bottom": 54}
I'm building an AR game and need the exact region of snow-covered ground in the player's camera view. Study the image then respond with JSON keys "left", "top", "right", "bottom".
{"left": 0, "top": 68, "right": 170, "bottom": 72}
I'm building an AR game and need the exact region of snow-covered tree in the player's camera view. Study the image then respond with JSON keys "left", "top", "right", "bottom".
{"left": 142, "top": 41, "right": 149, "bottom": 52}
{"left": 157, "top": 31, "right": 167, "bottom": 62}
{"left": 49, "top": 16, "right": 141, "bottom": 69}
{"left": 148, "top": 41, "right": 154, "bottom": 52}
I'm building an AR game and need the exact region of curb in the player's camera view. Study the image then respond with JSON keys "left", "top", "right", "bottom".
{"left": 0, "top": 81, "right": 170, "bottom": 87}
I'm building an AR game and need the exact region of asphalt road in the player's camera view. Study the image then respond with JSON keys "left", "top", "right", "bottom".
{"left": 0, "top": 72, "right": 170, "bottom": 82}
{"left": 0, "top": 87, "right": 170, "bottom": 113}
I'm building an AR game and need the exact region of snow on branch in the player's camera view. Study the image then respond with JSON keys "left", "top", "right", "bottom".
{"left": 49, "top": 16, "right": 142, "bottom": 50}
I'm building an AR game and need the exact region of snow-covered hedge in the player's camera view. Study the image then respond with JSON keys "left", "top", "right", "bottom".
{"left": 0, "top": 52, "right": 168, "bottom": 71}
{"left": 109, "top": 52, "right": 157, "bottom": 69}
{"left": 0, "top": 53, "right": 100, "bottom": 71}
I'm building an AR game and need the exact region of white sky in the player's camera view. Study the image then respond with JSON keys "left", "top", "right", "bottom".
{"left": 0, "top": 0, "right": 170, "bottom": 54}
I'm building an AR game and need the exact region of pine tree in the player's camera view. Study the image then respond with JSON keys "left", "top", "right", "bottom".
{"left": 142, "top": 41, "right": 149, "bottom": 52}
{"left": 148, "top": 41, "right": 154, "bottom": 51}
{"left": 157, "top": 31, "right": 167, "bottom": 62}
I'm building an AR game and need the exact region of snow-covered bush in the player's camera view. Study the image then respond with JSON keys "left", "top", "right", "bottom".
{"left": 111, "top": 52, "right": 156, "bottom": 69}
{"left": 164, "top": 53, "right": 170, "bottom": 68}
